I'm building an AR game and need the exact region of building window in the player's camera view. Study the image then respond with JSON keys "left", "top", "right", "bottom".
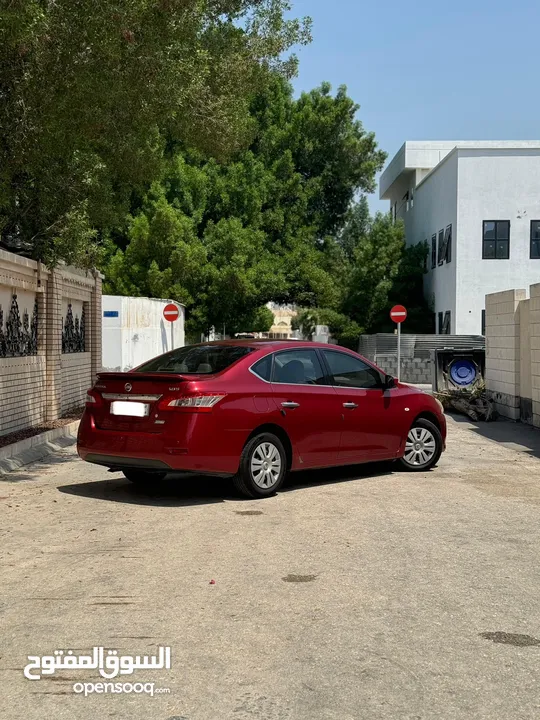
{"left": 483, "top": 220, "right": 510, "bottom": 259}
{"left": 431, "top": 235, "right": 437, "bottom": 269}
{"left": 437, "top": 229, "right": 444, "bottom": 265}
{"left": 481, "top": 309, "right": 486, "bottom": 336}
{"left": 438, "top": 224, "right": 452, "bottom": 264}
{"left": 531, "top": 221, "right": 540, "bottom": 259}
{"left": 438, "top": 311, "right": 451, "bottom": 335}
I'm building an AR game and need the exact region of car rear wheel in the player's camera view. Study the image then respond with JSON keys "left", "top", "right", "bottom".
{"left": 123, "top": 469, "right": 167, "bottom": 485}
{"left": 234, "top": 433, "right": 287, "bottom": 499}
{"left": 398, "top": 418, "right": 442, "bottom": 472}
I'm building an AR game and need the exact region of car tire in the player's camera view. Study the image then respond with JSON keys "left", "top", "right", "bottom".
{"left": 233, "top": 433, "right": 287, "bottom": 499}
{"left": 123, "top": 469, "right": 167, "bottom": 485}
{"left": 398, "top": 418, "right": 442, "bottom": 472}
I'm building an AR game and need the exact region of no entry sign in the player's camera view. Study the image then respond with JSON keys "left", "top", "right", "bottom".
{"left": 390, "top": 305, "right": 407, "bottom": 324}
{"left": 163, "top": 303, "right": 180, "bottom": 322}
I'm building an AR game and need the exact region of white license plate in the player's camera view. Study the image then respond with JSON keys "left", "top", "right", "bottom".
{"left": 110, "top": 401, "right": 148, "bottom": 417}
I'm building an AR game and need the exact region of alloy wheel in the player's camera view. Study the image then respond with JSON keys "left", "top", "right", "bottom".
{"left": 250, "top": 442, "right": 282, "bottom": 489}
{"left": 403, "top": 426, "right": 437, "bottom": 467}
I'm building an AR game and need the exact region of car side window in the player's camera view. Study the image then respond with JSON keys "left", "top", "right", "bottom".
{"left": 322, "top": 350, "right": 382, "bottom": 389}
{"left": 272, "top": 350, "right": 326, "bottom": 386}
{"left": 251, "top": 355, "right": 272, "bottom": 382}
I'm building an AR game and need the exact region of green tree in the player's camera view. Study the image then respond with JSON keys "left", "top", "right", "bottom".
{"left": 369, "top": 241, "right": 433, "bottom": 333}
{"left": 104, "top": 78, "right": 386, "bottom": 336}
{"left": 341, "top": 210, "right": 405, "bottom": 330}
{"left": 0, "top": 0, "right": 311, "bottom": 266}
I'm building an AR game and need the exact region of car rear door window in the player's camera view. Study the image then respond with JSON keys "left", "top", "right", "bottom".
{"left": 322, "top": 350, "right": 382, "bottom": 389}
{"left": 251, "top": 355, "right": 272, "bottom": 382}
{"left": 272, "top": 350, "right": 326, "bottom": 385}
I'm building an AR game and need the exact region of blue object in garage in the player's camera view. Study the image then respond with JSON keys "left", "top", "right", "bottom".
{"left": 103, "top": 311, "right": 119, "bottom": 318}
{"left": 449, "top": 358, "right": 478, "bottom": 386}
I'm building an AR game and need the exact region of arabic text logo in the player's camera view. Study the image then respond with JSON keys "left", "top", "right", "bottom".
{"left": 23, "top": 646, "right": 171, "bottom": 681}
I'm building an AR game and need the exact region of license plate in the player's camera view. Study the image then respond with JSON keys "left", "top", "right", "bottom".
{"left": 110, "top": 401, "right": 148, "bottom": 417}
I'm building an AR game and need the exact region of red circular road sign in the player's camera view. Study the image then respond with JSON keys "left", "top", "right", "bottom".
{"left": 163, "top": 303, "right": 180, "bottom": 322}
{"left": 390, "top": 305, "right": 407, "bottom": 324}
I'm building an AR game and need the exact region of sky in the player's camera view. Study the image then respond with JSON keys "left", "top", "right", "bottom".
{"left": 290, "top": 0, "right": 540, "bottom": 213}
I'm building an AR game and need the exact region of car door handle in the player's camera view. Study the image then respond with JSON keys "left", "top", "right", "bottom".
{"left": 343, "top": 402, "right": 358, "bottom": 409}
{"left": 281, "top": 401, "right": 300, "bottom": 409}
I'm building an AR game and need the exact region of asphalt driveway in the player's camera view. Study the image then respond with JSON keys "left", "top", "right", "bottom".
{"left": 1, "top": 415, "right": 540, "bottom": 719}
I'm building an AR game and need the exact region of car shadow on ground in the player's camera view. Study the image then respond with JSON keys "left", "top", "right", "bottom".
{"left": 56, "top": 462, "right": 397, "bottom": 507}
{"left": 449, "top": 412, "right": 540, "bottom": 460}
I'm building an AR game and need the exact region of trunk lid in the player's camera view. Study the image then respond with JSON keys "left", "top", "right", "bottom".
{"left": 92, "top": 372, "right": 192, "bottom": 433}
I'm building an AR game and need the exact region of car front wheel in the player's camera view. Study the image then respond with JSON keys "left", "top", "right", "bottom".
{"left": 398, "top": 418, "right": 442, "bottom": 472}
{"left": 234, "top": 433, "right": 287, "bottom": 499}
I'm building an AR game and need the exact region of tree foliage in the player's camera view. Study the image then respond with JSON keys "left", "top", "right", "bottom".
{"left": 331, "top": 200, "right": 432, "bottom": 338}
{"left": 0, "top": 0, "right": 311, "bottom": 266}
{"left": 103, "top": 78, "right": 387, "bottom": 336}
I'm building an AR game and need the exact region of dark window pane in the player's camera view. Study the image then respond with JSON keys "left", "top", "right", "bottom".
{"left": 483, "top": 221, "right": 496, "bottom": 240}
{"left": 431, "top": 236, "right": 437, "bottom": 269}
{"left": 251, "top": 355, "right": 272, "bottom": 381}
{"left": 496, "top": 221, "right": 509, "bottom": 240}
{"left": 135, "top": 344, "right": 253, "bottom": 374}
{"left": 532, "top": 221, "right": 540, "bottom": 240}
{"left": 481, "top": 310, "right": 486, "bottom": 336}
{"left": 273, "top": 350, "right": 325, "bottom": 385}
{"left": 483, "top": 240, "right": 496, "bottom": 259}
{"left": 532, "top": 239, "right": 540, "bottom": 259}
{"left": 496, "top": 240, "right": 509, "bottom": 259}
{"left": 323, "top": 350, "right": 382, "bottom": 389}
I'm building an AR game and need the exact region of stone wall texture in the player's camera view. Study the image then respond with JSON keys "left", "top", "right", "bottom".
{"left": 485, "top": 285, "right": 540, "bottom": 425}
{"left": 0, "top": 249, "right": 102, "bottom": 437}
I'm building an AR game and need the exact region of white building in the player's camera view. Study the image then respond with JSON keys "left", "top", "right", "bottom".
{"left": 102, "top": 296, "right": 185, "bottom": 372}
{"left": 380, "top": 141, "right": 540, "bottom": 335}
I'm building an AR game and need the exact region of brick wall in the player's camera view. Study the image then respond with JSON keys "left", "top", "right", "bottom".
{"left": 484, "top": 289, "right": 524, "bottom": 420}
{"left": 484, "top": 285, "right": 540, "bottom": 425}
{"left": 61, "top": 352, "right": 92, "bottom": 415}
{"left": 0, "top": 357, "right": 46, "bottom": 435}
{"left": 374, "top": 354, "right": 432, "bottom": 384}
{"left": 0, "top": 249, "right": 102, "bottom": 437}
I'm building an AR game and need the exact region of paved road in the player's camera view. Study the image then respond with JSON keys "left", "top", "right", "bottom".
{"left": 2, "top": 416, "right": 540, "bottom": 720}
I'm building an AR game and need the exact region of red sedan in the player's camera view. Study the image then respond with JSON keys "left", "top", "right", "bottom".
{"left": 77, "top": 340, "right": 446, "bottom": 499}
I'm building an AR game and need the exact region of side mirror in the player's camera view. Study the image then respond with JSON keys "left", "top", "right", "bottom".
{"left": 384, "top": 374, "right": 396, "bottom": 389}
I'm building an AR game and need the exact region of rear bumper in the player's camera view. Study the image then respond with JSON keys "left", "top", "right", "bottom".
{"left": 83, "top": 454, "right": 173, "bottom": 470}
{"left": 77, "top": 410, "right": 247, "bottom": 474}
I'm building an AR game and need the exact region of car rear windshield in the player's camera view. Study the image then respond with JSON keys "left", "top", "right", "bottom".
{"left": 134, "top": 345, "right": 254, "bottom": 374}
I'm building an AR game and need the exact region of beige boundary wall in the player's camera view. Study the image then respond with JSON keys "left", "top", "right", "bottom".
{"left": 0, "top": 248, "right": 102, "bottom": 437}
{"left": 484, "top": 285, "right": 539, "bottom": 424}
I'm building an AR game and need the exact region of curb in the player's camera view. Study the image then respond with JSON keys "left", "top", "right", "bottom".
{"left": 0, "top": 420, "right": 80, "bottom": 477}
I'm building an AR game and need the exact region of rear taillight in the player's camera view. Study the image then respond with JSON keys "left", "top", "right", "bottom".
{"left": 158, "top": 393, "right": 226, "bottom": 412}
{"left": 85, "top": 388, "right": 102, "bottom": 407}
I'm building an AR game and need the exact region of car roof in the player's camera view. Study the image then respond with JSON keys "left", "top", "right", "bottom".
{"left": 193, "top": 339, "right": 349, "bottom": 351}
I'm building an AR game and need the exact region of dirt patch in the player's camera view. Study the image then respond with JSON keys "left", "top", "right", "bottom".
{"left": 282, "top": 574, "right": 317, "bottom": 583}
{"left": 480, "top": 632, "right": 540, "bottom": 647}
{"left": 0, "top": 411, "right": 82, "bottom": 449}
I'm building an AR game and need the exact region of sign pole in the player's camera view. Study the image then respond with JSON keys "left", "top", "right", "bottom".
{"left": 397, "top": 322, "right": 401, "bottom": 381}
{"left": 389, "top": 305, "right": 407, "bottom": 381}
{"left": 163, "top": 303, "right": 180, "bottom": 350}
